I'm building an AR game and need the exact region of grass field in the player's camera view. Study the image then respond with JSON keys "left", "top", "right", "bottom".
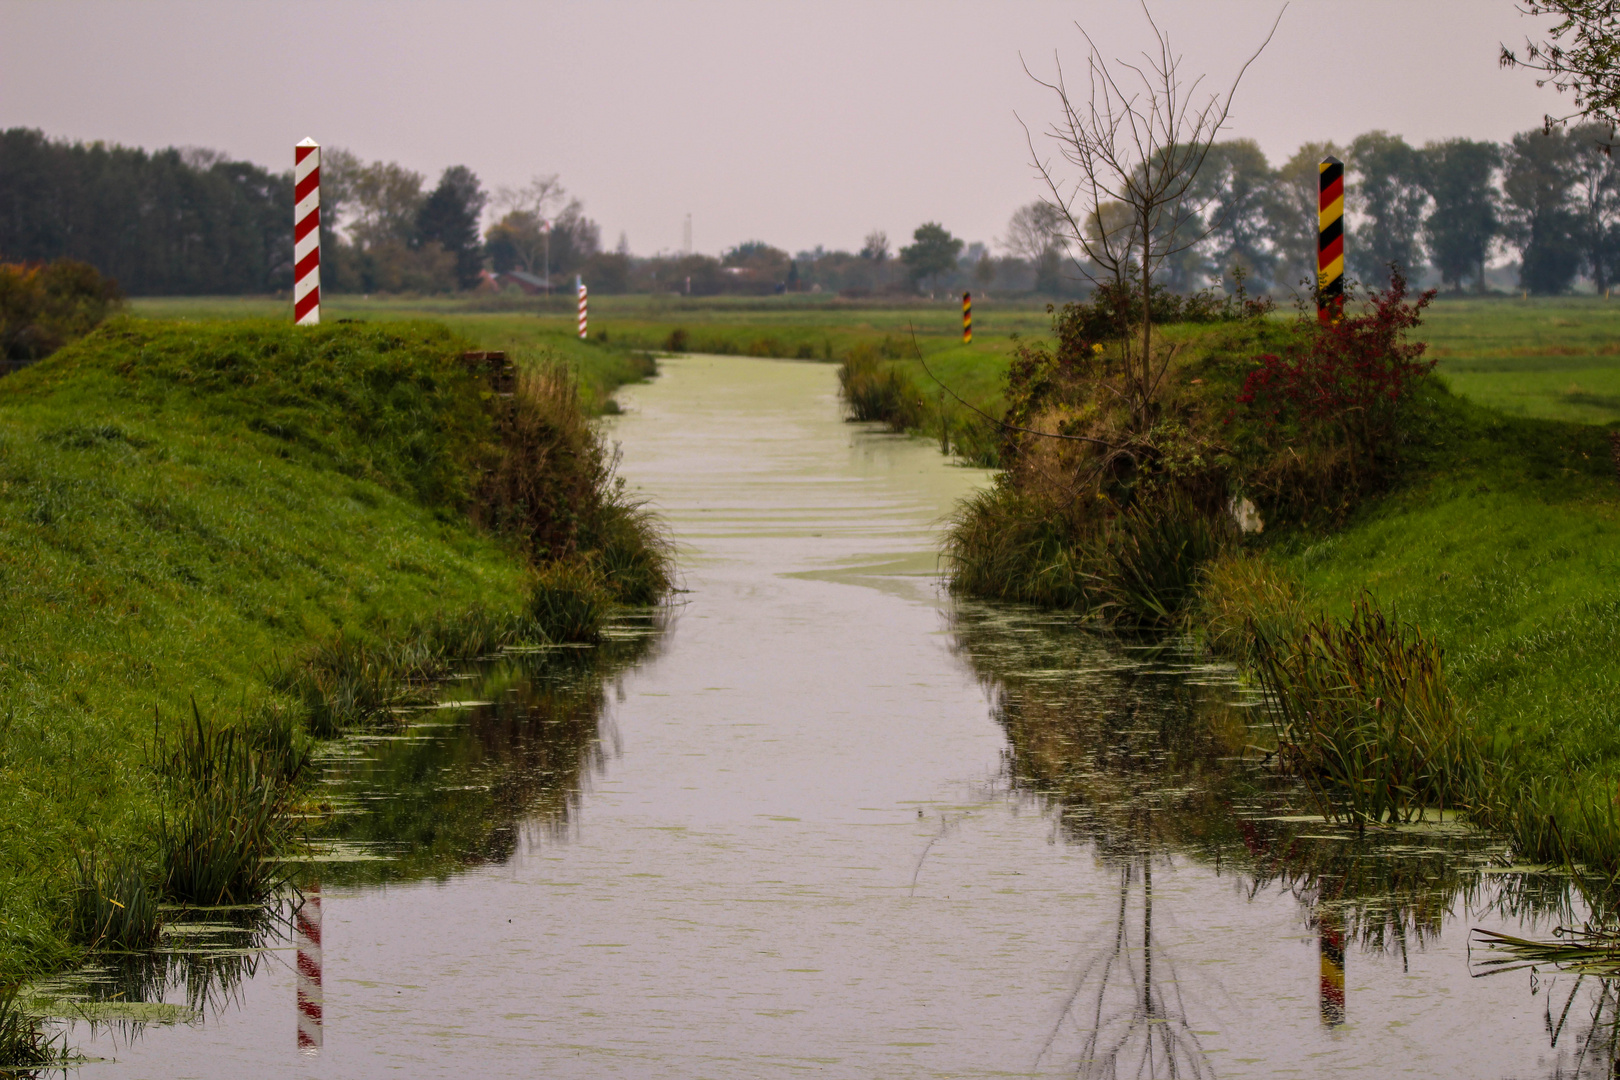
{"left": 1422, "top": 296, "right": 1620, "bottom": 426}
{"left": 132, "top": 293, "right": 1620, "bottom": 429}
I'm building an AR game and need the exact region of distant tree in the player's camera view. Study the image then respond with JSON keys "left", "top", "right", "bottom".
{"left": 486, "top": 175, "right": 569, "bottom": 279}
{"left": 581, "top": 251, "right": 630, "bottom": 293}
{"left": 974, "top": 253, "right": 996, "bottom": 288}
{"left": 484, "top": 211, "right": 544, "bottom": 275}
{"left": 1196, "top": 138, "right": 1278, "bottom": 291}
{"left": 415, "top": 165, "right": 486, "bottom": 290}
{"left": 720, "top": 241, "right": 790, "bottom": 293}
{"left": 1503, "top": 127, "right": 1584, "bottom": 294}
{"left": 860, "top": 229, "right": 890, "bottom": 261}
{"left": 547, "top": 200, "right": 600, "bottom": 274}
{"left": 1001, "top": 202, "right": 1066, "bottom": 264}
{"left": 1566, "top": 122, "right": 1620, "bottom": 290}
{"left": 1500, "top": 2, "right": 1620, "bottom": 131}
{"left": 1419, "top": 138, "right": 1501, "bottom": 292}
{"left": 1347, "top": 131, "right": 1430, "bottom": 281}
{"left": 1272, "top": 141, "right": 1344, "bottom": 291}
{"left": 346, "top": 161, "right": 426, "bottom": 249}
{"left": 785, "top": 260, "right": 800, "bottom": 291}
{"left": 900, "top": 222, "right": 963, "bottom": 292}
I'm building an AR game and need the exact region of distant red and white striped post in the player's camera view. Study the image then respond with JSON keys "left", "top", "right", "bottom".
{"left": 295, "top": 883, "right": 324, "bottom": 1054}
{"left": 294, "top": 138, "right": 321, "bottom": 326}
{"left": 576, "top": 275, "right": 588, "bottom": 339}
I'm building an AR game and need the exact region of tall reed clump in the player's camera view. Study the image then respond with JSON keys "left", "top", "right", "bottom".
{"left": 67, "top": 851, "right": 160, "bottom": 951}
{"left": 1252, "top": 596, "right": 1483, "bottom": 826}
{"left": 944, "top": 482, "right": 1096, "bottom": 609}
{"left": 477, "top": 363, "right": 672, "bottom": 629}
{"left": 1094, "top": 493, "right": 1231, "bottom": 630}
{"left": 944, "top": 486, "right": 1230, "bottom": 628}
{"left": 837, "top": 342, "right": 922, "bottom": 429}
{"left": 267, "top": 635, "right": 427, "bottom": 738}
{"left": 0, "top": 983, "right": 60, "bottom": 1071}
{"left": 155, "top": 703, "right": 306, "bottom": 906}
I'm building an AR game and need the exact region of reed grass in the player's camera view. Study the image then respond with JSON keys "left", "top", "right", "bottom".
{"left": 837, "top": 344, "right": 922, "bottom": 428}
{"left": 0, "top": 983, "right": 60, "bottom": 1071}
{"left": 67, "top": 851, "right": 160, "bottom": 951}
{"left": 1471, "top": 925, "right": 1620, "bottom": 977}
{"left": 943, "top": 482, "right": 1096, "bottom": 609}
{"left": 1094, "top": 493, "right": 1231, "bottom": 630}
{"left": 1194, "top": 550, "right": 1307, "bottom": 665}
{"left": 528, "top": 559, "right": 610, "bottom": 643}
{"left": 1253, "top": 595, "right": 1483, "bottom": 826}
{"left": 155, "top": 703, "right": 302, "bottom": 907}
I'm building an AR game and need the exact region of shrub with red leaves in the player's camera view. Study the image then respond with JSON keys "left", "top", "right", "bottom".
{"left": 1236, "top": 267, "right": 1436, "bottom": 480}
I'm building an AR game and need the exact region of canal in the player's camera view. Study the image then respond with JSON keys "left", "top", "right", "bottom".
{"left": 51, "top": 354, "right": 1613, "bottom": 1077}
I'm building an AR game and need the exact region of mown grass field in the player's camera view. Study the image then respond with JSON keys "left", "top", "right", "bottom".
{"left": 129, "top": 293, "right": 1052, "bottom": 416}
{"left": 134, "top": 293, "right": 1620, "bottom": 428}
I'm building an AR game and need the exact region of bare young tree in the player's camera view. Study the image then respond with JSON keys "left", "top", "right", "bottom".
{"left": 495, "top": 174, "right": 568, "bottom": 222}
{"left": 1021, "top": 3, "right": 1282, "bottom": 430}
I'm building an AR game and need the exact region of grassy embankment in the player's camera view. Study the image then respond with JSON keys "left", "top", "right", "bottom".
{"left": 132, "top": 294, "right": 1051, "bottom": 462}
{"left": 920, "top": 295, "right": 1620, "bottom": 877}
{"left": 0, "top": 315, "right": 667, "bottom": 1007}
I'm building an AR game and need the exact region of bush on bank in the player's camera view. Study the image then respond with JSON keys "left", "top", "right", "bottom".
{"left": 0, "top": 317, "right": 669, "bottom": 990}
{"left": 939, "top": 273, "right": 1620, "bottom": 879}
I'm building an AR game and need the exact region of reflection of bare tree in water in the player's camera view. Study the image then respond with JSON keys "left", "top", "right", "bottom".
{"left": 1039, "top": 837, "right": 1217, "bottom": 1079}
{"left": 1533, "top": 976, "right": 1620, "bottom": 1078}
{"left": 947, "top": 603, "right": 1602, "bottom": 1070}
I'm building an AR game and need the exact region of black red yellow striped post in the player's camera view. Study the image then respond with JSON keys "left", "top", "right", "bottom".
{"left": 1318, "top": 156, "right": 1345, "bottom": 323}
{"left": 962, "top": 292, "right": 972, "bottom": 344}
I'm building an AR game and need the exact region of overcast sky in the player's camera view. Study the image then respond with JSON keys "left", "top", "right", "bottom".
{"left": 0, "top": 1, "right": 1573, "bottom": 257}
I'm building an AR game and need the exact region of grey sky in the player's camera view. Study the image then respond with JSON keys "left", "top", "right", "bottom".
{"left": 0, "top": 1, "right": 1570, "bottom": 257}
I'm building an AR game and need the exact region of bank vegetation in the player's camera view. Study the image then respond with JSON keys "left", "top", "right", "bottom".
{"left": 884, "top": 271, "right": 1620, "bottom": 889}
{"left": 0, "top": 316, "right": 669, "bottom": 1038}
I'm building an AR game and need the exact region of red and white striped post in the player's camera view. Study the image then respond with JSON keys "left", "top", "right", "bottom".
{"left": 576, "top": 275, "right": 588, "bottom": 339}
{"left": 295, "top": 883, "right": 324, "bottom": 1054}
{"left": 294, "top": 138, "right": 321, "bottom": 326}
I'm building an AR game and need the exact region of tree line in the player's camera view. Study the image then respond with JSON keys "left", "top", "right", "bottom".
{"left": 9, "top": 124, "right": 1620, "bottom": 298}
{"left": 999, "top": 126, "right": 1620, "bottom": 298}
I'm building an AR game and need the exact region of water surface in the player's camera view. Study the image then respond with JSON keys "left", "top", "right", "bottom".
{"left": 53, "top": 354, "right": 1611, "bottom": 1078}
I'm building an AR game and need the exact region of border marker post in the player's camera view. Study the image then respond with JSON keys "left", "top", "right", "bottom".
{"left": 1318, "top": 156, "right": 1344, "bottom": 324}
{"left": 962, "top": 292, "right": 972, "bottom": 344}
{"left": 577, "top": 275, "right": 588, "bottom": 339}
{"left": 293, "top": 138, "right": 321, "bottom": 326}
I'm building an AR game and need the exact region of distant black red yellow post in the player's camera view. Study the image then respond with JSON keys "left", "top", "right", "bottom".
{"left": 962, "top": 292, "right": 972, "bottom": 344}
{"left": 1318, "top": 156, "right": 1345, "bottom": 323}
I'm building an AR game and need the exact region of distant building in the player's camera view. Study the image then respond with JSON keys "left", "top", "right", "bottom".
{"left": 489, "top": 270, "right": 550, "bottom": 295}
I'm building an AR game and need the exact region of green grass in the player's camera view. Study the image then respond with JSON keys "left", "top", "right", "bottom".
{"left": 1422, "top": 296, "right": 1620, "bottom": 425}
{"left": 0, "top": 318, "right": 588, "bottom": 982}
{"left": 129, "top": 293, "right": 1048, "bottom": 419}
{"left": 1267, "top": 391, "right": 1620, "bottom": 871}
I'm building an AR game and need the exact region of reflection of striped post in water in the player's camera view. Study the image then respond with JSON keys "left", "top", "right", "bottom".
{"left": 296, "top": 883, "right": 323, "bottom": 1054}
{"left": 1318, "top": 904, "right": 1345, "bottom": 1026}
